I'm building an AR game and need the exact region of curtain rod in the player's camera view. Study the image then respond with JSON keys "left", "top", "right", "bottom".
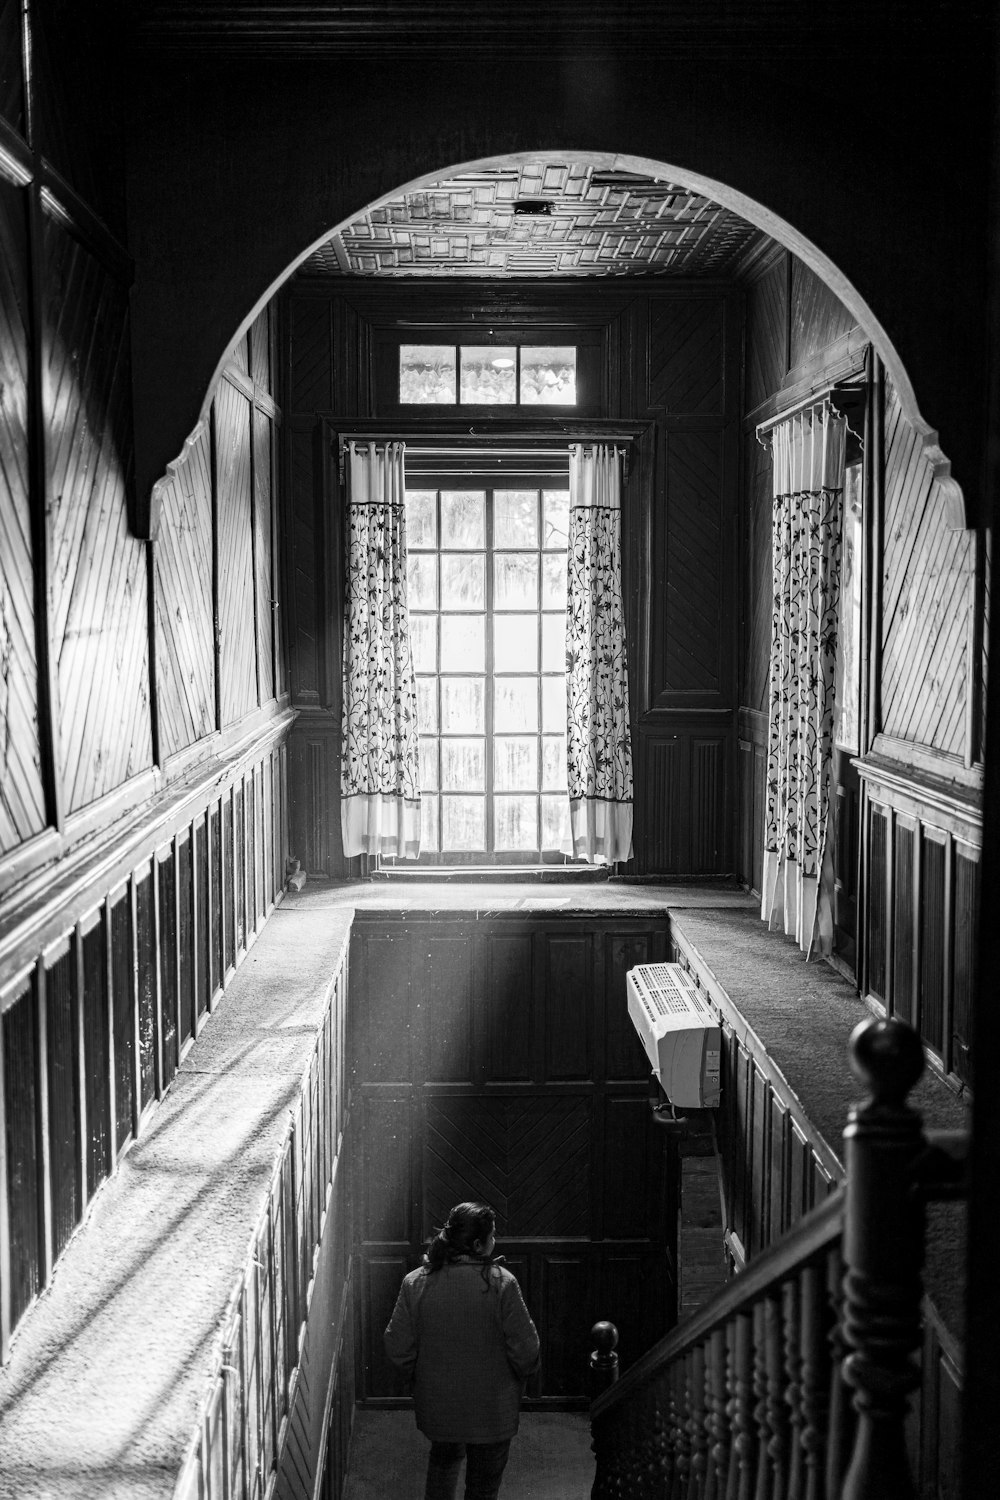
{"left": 755, "top": 382, "right": 866, "bottom": 444}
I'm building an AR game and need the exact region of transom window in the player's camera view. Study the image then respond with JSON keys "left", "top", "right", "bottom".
{"left": 399, "top": 344, "right": 577, "bottom": 406}
{"left": 404, "top": 477, "right": 572, "bottom": 861}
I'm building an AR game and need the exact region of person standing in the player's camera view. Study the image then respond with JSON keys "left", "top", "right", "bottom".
{"left": 384, "top": 1202, "right": 540, "bottom": 1500}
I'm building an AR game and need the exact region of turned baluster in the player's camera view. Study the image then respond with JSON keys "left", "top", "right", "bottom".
{"left": 752, "top": 1300, "right": 770, "bottom": 1500}
{"left": 670, "top": 1353, "right": 692, "bottom": 1500}
{"left": 764, "top": 1291, "right": 790, "bottom": 1500}
{"left": 687, "top": 1342, "right": 709, "bottom": 1500}
{"left": 704, "top": 1325, "right": 730, "bottom": 1500}
{"left": 799, "top": 1260, "right": 831, "bottom": 1500}
{"left": 824, "top": 1242, "right": 855, "bottom": 1500}
{"left": 841, "top": 1017, "right": 925, "bottom": 1500}
{"left": 783, "top": 1274, "right": 804, "bottom": 1500}
{"left": 725, "top": 1311, "right": 756, "bottom": 1500}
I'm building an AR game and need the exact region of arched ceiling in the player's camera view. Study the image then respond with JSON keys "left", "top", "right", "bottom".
{"left": 299, "top": 161, "right": 766, "bottom": 279}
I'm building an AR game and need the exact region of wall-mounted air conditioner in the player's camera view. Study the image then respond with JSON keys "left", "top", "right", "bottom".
{"left": 626, "top": 963, "right": 722, "bottom": 1108}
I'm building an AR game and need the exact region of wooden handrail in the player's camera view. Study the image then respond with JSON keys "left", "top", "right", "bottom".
{"left": 591, "top": 1187, "right": 844, "bottom": 1420}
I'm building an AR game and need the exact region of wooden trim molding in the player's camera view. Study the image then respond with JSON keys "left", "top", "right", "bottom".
{"left": 856, "top": 744, "right": 983, "bottom": 842}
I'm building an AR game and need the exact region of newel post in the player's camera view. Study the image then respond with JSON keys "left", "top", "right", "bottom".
{"left": 841, "top": 1017, "right": 925, "bottom": 1500}
{"left": 588, "top": 1321, "right": 620, "bottom": 1401}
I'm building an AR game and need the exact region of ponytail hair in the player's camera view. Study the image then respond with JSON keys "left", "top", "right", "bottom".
{"left": 423, "top": 1201, "right": 498, "bottom": 1287}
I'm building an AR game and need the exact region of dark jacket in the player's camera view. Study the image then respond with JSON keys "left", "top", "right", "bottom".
{"left": 383, "top": 1259, "right": 540, "bottom": 1443}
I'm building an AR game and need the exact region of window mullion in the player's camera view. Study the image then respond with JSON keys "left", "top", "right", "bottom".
{"left": 485, "top": 487, "right": 495, "bottom": 856}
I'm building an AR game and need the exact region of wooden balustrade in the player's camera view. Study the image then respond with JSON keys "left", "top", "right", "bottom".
{"left": 591, "top": 1017, "right": 958, "bottom": 1500}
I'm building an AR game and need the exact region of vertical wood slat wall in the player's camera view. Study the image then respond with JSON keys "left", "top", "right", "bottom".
{"left": 174, "top": 946, "right": 355, "bottom": 1500}
{"left": 0, "top": 740, "right": 290, "bottom": 1361}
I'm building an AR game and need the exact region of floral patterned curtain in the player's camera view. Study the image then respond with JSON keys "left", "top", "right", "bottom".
{"left": 762, "top": 403, "right": 847, "bottom": 954}
{"left": 340, "top": 441, "right": 421, "bottom": 859}
{"left": 565, "top": 443, "right": 633, "bottom": 864}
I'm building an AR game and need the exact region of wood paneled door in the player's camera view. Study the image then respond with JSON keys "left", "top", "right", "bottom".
{"left": 349, "top": 912, "right": 676, "bottom": 1405}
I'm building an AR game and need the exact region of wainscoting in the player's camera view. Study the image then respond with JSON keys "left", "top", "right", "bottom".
{"left": 0, "top": 725, "right": 290, "bottom": 1361}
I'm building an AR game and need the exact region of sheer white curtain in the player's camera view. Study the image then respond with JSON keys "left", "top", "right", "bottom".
{"left": 565, "top": 443, "right": 633, "bottom": 864}
{"left": 762, "top": 403, "right": 847, "bottom": 954}
{"left": 340, "top": 440, "right": 421, "bottom": 859}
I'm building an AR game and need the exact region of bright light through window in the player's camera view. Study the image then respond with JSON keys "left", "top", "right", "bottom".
{"left": 406, "top": 483, "right": 572, "bottom": 858}
{"left": 399, "top": 345, "right": 577, "bottom": 406}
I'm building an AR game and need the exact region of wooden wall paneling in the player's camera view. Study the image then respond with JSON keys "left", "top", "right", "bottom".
{"left": 108, "top": 884, "right": 134, "bottom": 1151}
{"left": 254, "top": 407, "right": 275, "bottom": 705}
{"left": 135, "top": 864, "right": 156, "bottom": 1114}
{"left": 0, "top": 0, "right": 24, "bottom": 131}
{"left": 866, "top": 804, "right": 890, "bottom": 1005}
{"left": 209, "top": 802, "right": 222, "bottom": 1003}
{"left": 788, "top": 261, "right": 856, "bottom": 371}
{"left": 692, "top": 735, "right": 727, "bottom": 872}
{"left": 43, "top": 936, "right": 78, "bottom": 1261}
{"left": 156, "top": 846, "right": 179, "bottom": 1086}
{"left": 153, "top": 423, "right": 216, "bottom": 759}
{"left": 80, "top": 907, "right": 110, "bottom": 1195}
{"left": 952, "top": 842, "right": 978, "bottom": 1086}
{"left": 787, "top": 1120, "right": 811, "bottom": 1231}
{"left": 639, "top": 733, "right": 685, "bottom": 874}
{"left": 768, "top": 1095, "right": 789, "bottom": 1242}
{"left": 538, "top": 1251, "right": 592, "bottom": 1398}
{"left": 485, "top": 930, "right": 533, "bottom": 1082}
{"left": 747, "top": 1064, "right": 769, "bottom": 1257}
{"left": 881, "top": 378, "right": 976, "bottom": 760}
{"left": 215, "top": 376, "right": 258, "bottom": 727}
{"left": 1, "top": 971, "right": 41, "bottom": 1336}
{"left": 648, "top": 298, "right": 725, "bottom": 414}
{"left": 892, "top": 815, "right": 917, "bottom": 1026}
{"left": 416, "top": 934, "right": 475, "bottom": 1085}
{"left": 601, "top": 1094, "right": 664, "bottom": 1244}
{"left": 290, "top": 298, "right": 333, "bottom": 415}
{"left": 42, "top": 216, "right": 151, "bottom": 814}
{"left": 251, "top": 307, "right": 271, "bottom": 394}
{"left": 362, "top": 1253, "right": 410, "bottom": 1398}
{"left": 658, "top": 429, "right": 724, "bottom": 699}
{"left": 543, "top": 931, "right": 592, "bottom": 1081}
{"left": 919, "top": 828, "right": 949, "bottom": 1060}
{"left": 0, "top": 177, "right": 47, "bottom": 855}
{"left": 288, "top": 421, "right": 320, "bottom": 702}
{"left": 744, "top": 254, "right": 788, "bottom": 415}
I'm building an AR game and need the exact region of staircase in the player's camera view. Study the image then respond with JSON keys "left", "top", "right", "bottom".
{"left": 590, "top": 1018, "right": 967, "bottom": 1500}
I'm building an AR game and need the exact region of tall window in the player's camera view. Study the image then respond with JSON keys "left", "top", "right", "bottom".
{"left": 404, "top": 476, "right": 573, "bottom": 861}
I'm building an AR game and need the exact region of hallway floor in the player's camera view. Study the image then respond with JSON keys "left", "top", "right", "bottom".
{"left": 343, "top": 1410, "right": 594, "bottom": 1499}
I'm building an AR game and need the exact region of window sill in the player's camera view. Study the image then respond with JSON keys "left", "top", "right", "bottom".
{"left": 371, "top": 864, "right": 610, "bottom": 883}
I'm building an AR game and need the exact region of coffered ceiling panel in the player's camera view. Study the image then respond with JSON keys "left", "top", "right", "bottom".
{"left": 300, "top": 162, "right": 764, "bottom": 279}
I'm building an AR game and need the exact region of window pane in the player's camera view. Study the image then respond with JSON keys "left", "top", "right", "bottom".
{"left": 542, "top": 735, "right": 567, "bottom": 790}
{"left": 543, "top": 490, "right": 570, "bottom": 548}
{"left": 441, "top": 554, "right": 485, "bottom": 610}
{"left": 495, "top": 736, "right": 538, "bottom": 791}
{"left": 442, "top": 796, "right": 485, "bottom": 850}
{"left": 441, "top": 677, "right": 485, "bottom": 733}
{"left": 495, "top": 796, "right": 538, "bottom": 850}
{"left": 494, "top": 615, "right": 538, "bottom": 672}
{"left": 420, "top": 736, "right": 439, "bottom": 791}
{"left": 441, "top": 615, "right": 485, "bottom": 671}
{"left": 541, "top": 552, "right": 566, "bottom": 610}
{"left": 520, "top": 346, "right": 576, "bottom": 405}
{"left": 494, "top": 490, "right": 538, "bottom": 548}
{"left": 542, "top": 614, "right": 566, "bottom": 672}
{"left": 495, "top": 677, "right": 538, "bottom": 732}
{"left": 408, "top": 554, "right": 438, "bottom": 610}
{"left": 494, "top": 553, "right": 539, "bottom": 610}
{"left": 541, "top": 677, "right": 565, "bottom": 734}
{"left": 441, "top": 491, "right": 485, "bottom": 548}
{"left": 416, "top": 677, "right": 438, "bottom": 734}
{"left": 405, "top": 489, "right": 437, "bottom": 547}
{"left": 421, "top": 796, "right": 440, "bottom": 852}
{"left": 400, "top": 344, "right": 456, "bottom": 404}
{"left": 460, "top": 347, "right": 516, "bottom": 404}
{"left": 410, "top": 615, "right": 437, "bottom": 673}
{"left": 441, "top": 737, "right": 485, "bottom": 791}
{"left": 541, "top": 794, "right": 572, "bottom": 851}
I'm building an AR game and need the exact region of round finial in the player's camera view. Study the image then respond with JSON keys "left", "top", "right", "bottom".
{"left": 591, "top": 1321, "right": 619, "bottom": 1354}
{"left": 848, "top": 1017, "right": 924, "bottom": 1104}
